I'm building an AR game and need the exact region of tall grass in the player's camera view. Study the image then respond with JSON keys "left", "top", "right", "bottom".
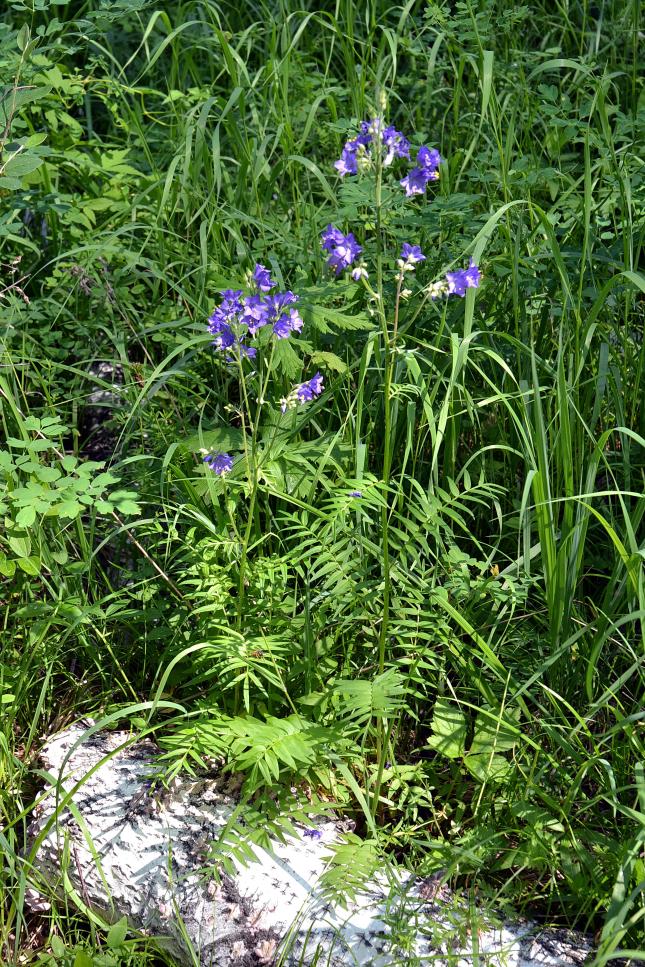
{"left": 1, "top": 0, "right": 643, "bottom": 962}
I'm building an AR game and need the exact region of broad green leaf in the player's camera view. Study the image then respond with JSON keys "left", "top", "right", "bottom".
{"left": 0, "top": 85, "right": 50, "bottom": 127}
{"left": 16, "top": 24, "right": 30, "bottom": 52}
{"left": 0, "top": 555, "right": 16, "bottom": 578}
{"left": 8, "top": 535, "right": 30, "bottom": 557}
{"left": 17, "top": 556, "right": 40, "bottom": 576}
{"left": 426, "top": 698, "right": 467, "bottom": 759}
{"left": 35, "top": 466, "right": 62, "bottom": 483}
{"left": 310, "top": 351, "right": 348, "bottom": 373}
{"left": 15, "top": 505, "right": 36, "bottom": 528}
{"left": 50, "top": 935, "right": 66, "bottom": 957}
{"left": 464, "top": 752, "right": 512, "bottom": 784}
{"left": 470, "top": 707, "right": 520, "bottom": 756}
{"left": 54, "top": 499, "right": 83, "bottom": 519}
{"left": 95, "top": 500, "right": 113, "bottom": 514}
{"left": 2, "top": 152, "right": 44, "bottom": 179}
{"left": 114, "top": 498, "right": 140, "bottom": 515}
{"left": 106, "top": 916, "right": 128, "bottom": 948}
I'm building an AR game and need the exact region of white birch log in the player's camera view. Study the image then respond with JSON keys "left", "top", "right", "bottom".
{"left": 29, "top": 724, "right": 594, "bottom": 966}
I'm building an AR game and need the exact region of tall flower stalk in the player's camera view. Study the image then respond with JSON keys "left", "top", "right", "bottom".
{"left": 371, "top": 112, "right": 393, "bottom": 819}
{"left": 202, "top": 267, "right": 323, "bottom": 636}
{"left": 202, "top": 98, "right": 481, "bottom": 804}
{"left": 235, "top": 342, "right": 272, "bottom": 632}
{"left": 328, "top": 100, "right": 480, "bottom": 817}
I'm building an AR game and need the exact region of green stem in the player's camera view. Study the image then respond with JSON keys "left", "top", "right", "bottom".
{"left": 374, "top": 143, "right": 390, "bottom": 681}
{"left": 237, "top": 476, "right": 257, "bottom": 632}
{"left": 235, "top": 341, "right": 276, "bottom": 634}
{"left": 371, "top": 112, "right": 399, "bottom": 819}
{"left": 235, "top": 354, "right": 257, "bottom": 631}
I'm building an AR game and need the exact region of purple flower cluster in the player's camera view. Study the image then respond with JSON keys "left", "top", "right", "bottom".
{"left": 334, "top": 119, "right": 410, "bottom": 177}
{"left": 400, "top": 146, "right": 442, "bottom": 197}
{"left": 296, "top": 371, "right": 323, "bottom": 403}
{"left": 207, "top": 264, "right": 303, "bottom": 356}
{"left": 303, "top": 827, "right": 323, "bottom": 841}
{"left": 400, "top": 243, "right": 426, "bottom": 265}
{"left": 428, "top": 259, "right": 481, "bottom": 299}
{"left": 321, "top": 224, "right": 362, "bottom": 276}
{"left": 281, "top": 372, "right": 324, "bottom": 413}
{"left": 203, "top": 452, "right": 233, "bottom": 476}
{"left": 446, "top": 259, "right": 481, "bottom": 296}
{"left": 334, "top": 118, "right": 441, "bottom": 198}
{"left": 382, "top": 124, "right": 410, "bottom": 166}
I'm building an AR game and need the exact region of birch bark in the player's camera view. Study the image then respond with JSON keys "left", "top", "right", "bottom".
{"left": 29, "top": 725, "right": 593, "bottom": 967}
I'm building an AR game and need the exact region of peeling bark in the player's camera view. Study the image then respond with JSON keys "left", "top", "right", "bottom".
{"left": 29, "top": 725, "right": 594, "bottom": 966}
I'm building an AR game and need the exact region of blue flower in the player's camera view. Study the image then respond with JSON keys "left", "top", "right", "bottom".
{"left": 268, "top": 291, "right": 299, "bottom": 313}
{"left": 203, "top": 452, "right": 233, "bottom": 476}
{"left": 334, "top": 119, "right": 411, "bottom": 174}
{"left": 281, "top": 372, "right": 324, "bottom": 412}
{"left": 287, "top": 307, "right": 304, "bottom": 334}
{"left": 417, "top": 146, "right": 442, "bottom": 171}
{"left": 333, "top": 121, "right": 376, "bottom": 176}
{"left": 334, "top": 142, "right": 359, "bottom": 177}
{"left": 303, "top": 828, "right": 323, "bottom": 840}
{"left": 207, "top": 287, "right": 243, "bottom": 334}
{"left": 400, "top": 243, "right": 426, "bottom": 264}
{"left": 321, "top": 224, "right": 346, "bottom": 251}
{"left": 446, "top": 259, "right": 481, "bottom": 296}
{"left": 328, "top": 234, "right": 362, "bottom": 275}
{"left": 252, "top": 263, "right": 276, "bottom": 292}
{"left": 208, "top": 283, "right": 304, "bottom": 353}
{"left": 218, "top": 289, "right": 244, "bottom": 315}
{"left": 382, "top": 125, "right": 410, "bottom": 165}
{"left": 400, "top": 166, "right": 433, "bottom": 196}
{"left": 273, "top": 307, "right": 303, "bottom": 339}
{"left": 208, "top": 289, "right": 245, "bottom": 351}
{"left": 296, "top": 371, "right": 323, "bottom": 403}
{"left": 272, "top": 315, "right": 291, "bottom": 339}
{"left": 349, "top": 490, "right": 363, "bottom": 498}
{"left": 262, "top": 291, "right": 302, "bottom": 339}
{"left": 445, "top": 270, "right": 468, "bottom": 296}
{"left": 321, "top": 226, "right": 362, "bottom": 276}
{"left": 240, "top": 294, "right": 270, "bottom": 336}
{"left": 464, "top": 259, "right": 481, "bottom": 288}
{"left": 400, "top": 145, "right": 442, "bottom": 196}
{"left": 208, "top": 312, "right": 236, "bottom": 351}
{"left": 357, "top": 120, "right": 375, "bottom": 144}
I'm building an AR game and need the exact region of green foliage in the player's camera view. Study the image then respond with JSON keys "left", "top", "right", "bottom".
{"left": 318, "top": 834, "right": 382, "bottom": 907}
{"left": 1, "top": 0, "right": 643, "bottom": 962}
{"left": 426, "top": 697, "right": 519, "bottom": 782}
{"left": 34, "top": 915, "right": 160, "bottom": 966}
{"left": 0, "top": 415, "right": 139, "bottom": 577}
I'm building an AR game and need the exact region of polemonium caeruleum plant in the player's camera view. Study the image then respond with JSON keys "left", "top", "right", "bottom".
{"left": 327, "top": 98, "right": 481, "bottom": 815}
{"left": 198, "top": 99, "right": 481, "bottom": 801}
{"left": 201, "top": 264, "right": 323, "bottom": 625}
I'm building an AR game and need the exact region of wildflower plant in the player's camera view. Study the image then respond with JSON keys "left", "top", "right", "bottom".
{"left": 324, "top": 95, "right": 482, "bottom": 815}
{"left": 200, "top": 262, "right": 324, "bottom": 626}
{"left": 197, "top": 92, "right": 482, "bottom": 817}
